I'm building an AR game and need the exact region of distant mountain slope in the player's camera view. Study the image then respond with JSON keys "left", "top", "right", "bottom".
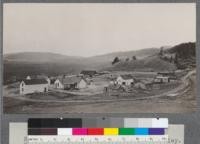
{"left": 4, "top": 52, "right": 86, "bottom": 84}
{"left": 88, "top": 48, "right": 159, "bottom": 62}
{"left": 82, "top": 48, "right": 159, "bottom": 69}
{"left": 4, "top": 48, "right": 159, "bottom": 63}
{"left": 3, "top": 48, "right": 160, "bottom": 73}
{"left": 4, "top": 52, "right": 83, "bottom": 64}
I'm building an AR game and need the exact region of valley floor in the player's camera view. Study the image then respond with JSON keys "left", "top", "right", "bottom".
{"left": 3, "top": 70, "right": 197, "bottom": 113}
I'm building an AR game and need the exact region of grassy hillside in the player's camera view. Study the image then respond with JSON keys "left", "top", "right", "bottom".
{"left": 88, "top": 48, "right": 159, "bottom": 62}
{"left": 3, "top": 48, "right": 159, "bottom": 83}
{"left": 166, "top": 42, "right": 196, "bottom": 69}
{"left": 4, "top": 61, "right": 85, "bottom": 84}
{"left": 106, "top": 42, "right": 195, "bottom": 72}
{"left": 106, "top": 55, "right": 177, "bottom": 72}
{"left": 167, "top": 42, "right": 195, "bottom": 59}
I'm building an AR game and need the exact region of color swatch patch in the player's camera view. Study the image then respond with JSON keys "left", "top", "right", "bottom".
{"left": 28, "top": 128, "right": 166, "bottom": 135}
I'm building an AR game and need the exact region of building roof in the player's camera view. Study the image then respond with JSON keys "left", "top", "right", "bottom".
{"left": 23, "top": 79, "right": 48, "bottom": 85}
{"left": 50, "top": 79, "right": 56, "bottom": 84}
{"left": 120, "top": 74, "right": 134, "bottom": 80}
{"left": 156, "top": 76, "right": 169, "bottom": 79}
{"left": 58, "top": 76, "right": 84, "bottom": 85}
{"left": 80, "top": 70, "right": 97, "bottom": 75}
{"left": 157, "top": 72, "right": 175, "bottom": 76}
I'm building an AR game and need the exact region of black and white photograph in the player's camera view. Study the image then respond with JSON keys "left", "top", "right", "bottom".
{"left": 3, "top": 3, "right": 196, "bottom": 113}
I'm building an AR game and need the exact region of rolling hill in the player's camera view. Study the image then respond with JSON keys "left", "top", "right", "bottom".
{"left": 3, "top": 42, "right": 195, "bottom": 84}
{"left": 106, "top": 42, "right": 195, "bottom": 71}
{"left": 166, "top": 42, "right": 196, "bottom": 69}
{"left": 105, "top": 55, "right": 177, "bottom": 72}
{"left": 3, "top": 48, "right": 159, "bottom": 77}
{"left": 4, "top": 52, "right": 83, "bottom": 64}
{"left": 167, "top": 42, "right": 195, "bottom": 59}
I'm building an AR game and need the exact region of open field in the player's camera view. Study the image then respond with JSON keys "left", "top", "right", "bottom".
{"left": 3, "top": 70, "right": 196, "bottom": 113}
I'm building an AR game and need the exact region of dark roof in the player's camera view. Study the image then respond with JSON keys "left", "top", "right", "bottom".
{"left": 157, "top": 72, "right": 175, "bottom": 76}
{"left": 110, "top": 77, "right": 117, "bottom": 81}
{"left": 23, "top": 79, "right": 48, "bottom": 85}
{"left": 58, "top": 76, "right": 84, "bottom": 85}
{"left": 120, "top": 74, "right": 134, "bottom": 80}
{"left": 80, "top": 70, "right": 97, "bottom": 75}
{"left": 50, "top": 79, "right": 56, "bottom": 84}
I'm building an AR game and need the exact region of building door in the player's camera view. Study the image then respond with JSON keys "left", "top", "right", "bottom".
{"left": 44, "top": 87, "right": 47, "bottom": 92}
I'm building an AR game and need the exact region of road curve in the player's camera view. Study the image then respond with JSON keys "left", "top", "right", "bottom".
{"left": 4, "top": 70, "right": 195, "bottom": 104}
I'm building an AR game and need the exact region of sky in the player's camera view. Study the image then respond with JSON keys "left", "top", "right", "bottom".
{"left": 3, "top": 3, "right": 196, "bottom": 57}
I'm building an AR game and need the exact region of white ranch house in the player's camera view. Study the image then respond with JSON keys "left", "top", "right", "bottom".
{"left": 54, "top": 76, "right": 87, "bottom": 90}
{"left": 154, "top": 76, "right": 170, "bottom": 83}
{"left": 20, "top": 79, "right": 48, "bottom": 95}
{"left": 154, "top": 72, "right": 177, "bottom": 83}
{"left": 116, "top": 75, "right": 135, "bottom": 86}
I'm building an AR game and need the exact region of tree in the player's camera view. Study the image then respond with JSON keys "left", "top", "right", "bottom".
{"left": 159, "top": 47, "right": 164, "bottom": 56}
{"left": 132, "top": 56, "right": 137, "bottom": 60}
{"left": 170, "top": 56, "right": 173, "bottom": 63}
{"left": 112, "top": 57, "right": 120, "bottom": 65}
{"left": 174, "top": 53, "right": 178, "bottom": 64}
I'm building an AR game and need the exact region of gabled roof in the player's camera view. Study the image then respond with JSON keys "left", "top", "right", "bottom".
{"left": 156, "top": 76, "right": 169, "bottom": 79}
{"left": 120, "top": 74, "right": 134, "bottom": 80}
{"left": 58, "top": 76, "right": 84, "bottom": 85}
{"left": 157, "top": 72, "right": 175, "bottom": 76}
{"left": 22, "top": 79, "right": 48, "bottom": 85}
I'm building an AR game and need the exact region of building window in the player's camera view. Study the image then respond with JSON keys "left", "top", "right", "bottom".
{"left": 122, "top": 82, "right": 126, "bottom": 85}
{"left": 21, "top": 88, "right": 24, "bottom": 92}
{"left": 22, "top": 83, "right": 24, "bottom": 86}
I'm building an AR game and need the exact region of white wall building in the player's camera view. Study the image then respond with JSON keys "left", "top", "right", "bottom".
{"left": 116, "top": 75, "right": 134, "bottom": 86}
{"left": 20, "top": 79, "right": 48, "bottom": 95}
{"left": 154, "top": 76, "right": 170, "bottom": 83}
{"left": 54, "top": 79, "right": 64, "bottom": 89}
{"left": 26, "top": 76, "right": 31, "bottom": 80}
{"left": 54, "top": 76, "right": 87, "bottom": 90}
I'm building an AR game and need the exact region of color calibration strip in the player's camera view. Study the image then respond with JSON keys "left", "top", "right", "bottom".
{"left": 28, "top": 118, "right": 168, "bottom": 128}
{"left": 28, "top": 128, "right": 165, "bottom": 135}
{"left": 124, "top": 118, "right": 168, "bottom": 128}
